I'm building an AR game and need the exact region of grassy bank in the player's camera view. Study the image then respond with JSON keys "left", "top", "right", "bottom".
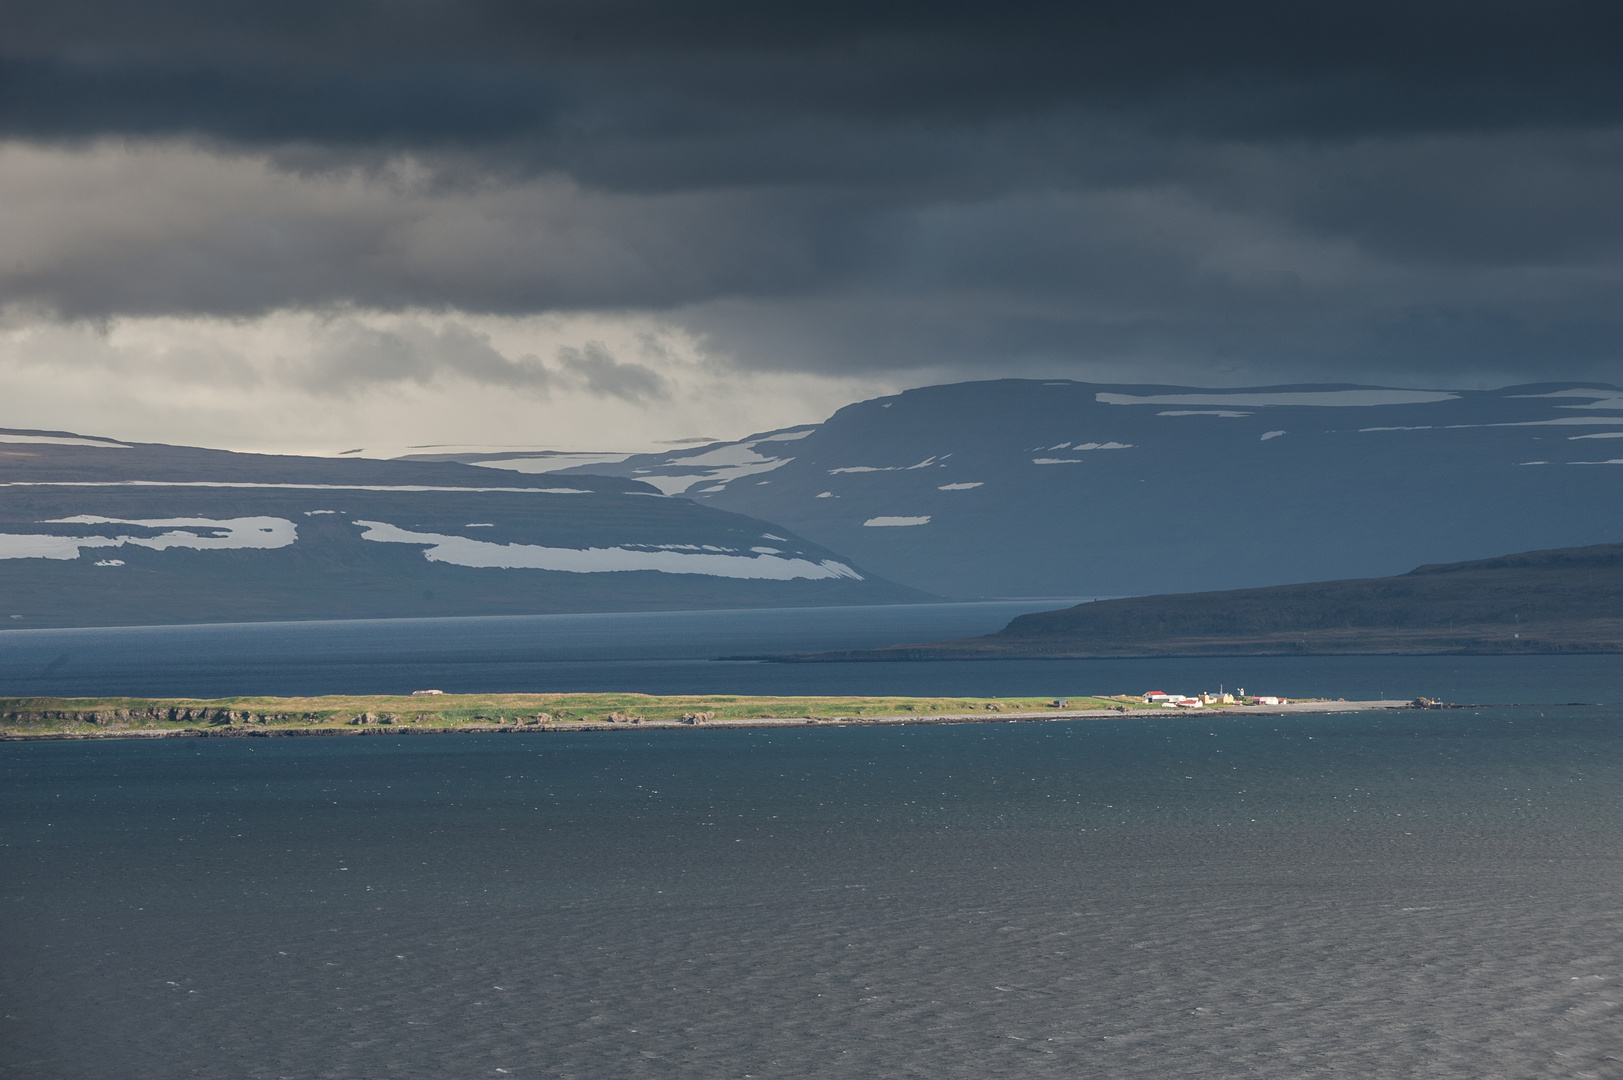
{"left": 0, "top": 692, "right": 1159, "bottom": 738}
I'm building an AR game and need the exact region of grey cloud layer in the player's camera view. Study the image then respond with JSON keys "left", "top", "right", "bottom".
{"left": 3, "top": 1, "right": 1622, "bottom": 382}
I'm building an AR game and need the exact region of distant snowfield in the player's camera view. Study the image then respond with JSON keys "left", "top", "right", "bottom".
{"left": 350, "top": 521, "right": 862, "bottom": 580}
{"left": 0, "top": 481, "right": 591, "bottom": 493}
{"left": 469, "top": 452, "right": 634, "bottom": 473}
{"left": 863, "top": 516, "right": 931, "bottom": 527}
{"left": 0, "top": 433, "right": 132, "bottom": 448}
{"left": 1157, "top": 410, "right": 1252, "bottom": 417}
{"left": 830, "top": 456, "right": 941, "bottom": 475}
{"left": 938, "top": 482, "right": 983, "bottom": 490}
{"left": 634, "top": 443, "right": 794, "bottom": 494}
{"left": 0, "top": 516, "right": 296, "bottom": 561}
{"left": 1468, "top": 417, "right": 1623, "bottom": 428}
{"left": 1508, "top": 389, "right": 1623, "bottom": 409}
{"left": 526, "top": 440, "right": 804, "bottom": 495}
{"left": 1099, "top": 390, "right": 1459, "bottom": 407}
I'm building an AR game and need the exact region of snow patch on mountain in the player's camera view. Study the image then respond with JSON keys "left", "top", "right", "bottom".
{"left": 351, "top": 520, "right": 861, "bottom": 579}
{"left": 0, "top": 433, "right": 131, "bottom": 448}
{"left": 0, "top": 516, "right": 297, "bottom": 561}
{"left": 599, "top": 441, "right": 796, "bottom": 495}
{"left": 469, "top": 453, "right": 633, "bottom": 473}
{"left": 1508, "top": 389, "right": 1623, "bottom": 409}
{"left": 1469, "top": 416, "right": 1623, "bottom": 427}
{"left": 1100, "top": 390, "right": 1459, "bottom": 407}
{"left": 829, "top": 457, "right": 939, "bottom": 474}
{"left": 0, "top": 481, "right": 592, "bottom": 493}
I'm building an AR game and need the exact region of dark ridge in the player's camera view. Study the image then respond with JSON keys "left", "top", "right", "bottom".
{"left": 764, "top": 542, "right": 1623, "bottom": 660}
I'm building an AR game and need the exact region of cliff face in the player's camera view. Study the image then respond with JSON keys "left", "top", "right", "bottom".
{"left": 798, "top": 543, "right": 1623, "bottom": 658}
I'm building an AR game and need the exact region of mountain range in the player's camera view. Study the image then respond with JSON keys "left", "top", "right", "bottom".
{"left": 6, "top": 378, "right": 1622, "bottom": 628}
{"left": 0, "top": 432, "right": 924, "bottom": 627}
{"left": 447, "top": 379, "right": 1623, "bottom": 599}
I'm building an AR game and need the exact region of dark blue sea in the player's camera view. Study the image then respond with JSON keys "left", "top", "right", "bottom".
{"left": 2, "top": 601, "right": 1619, "bottom": 702}
{"left": 3, "top": 606, "right": 1621, "bottom": 1077}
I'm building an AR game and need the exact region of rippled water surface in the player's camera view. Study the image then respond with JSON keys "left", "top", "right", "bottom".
{"left": 4, "top": 702, "right": 1621, "bottom": 1078}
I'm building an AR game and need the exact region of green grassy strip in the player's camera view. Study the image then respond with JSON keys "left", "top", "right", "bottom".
{"left": 1, "top": 692, "right": 1162, "bottom": 734}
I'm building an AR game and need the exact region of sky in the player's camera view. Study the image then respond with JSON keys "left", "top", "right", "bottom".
{"left": 2, "top": 1, "right": 1621, "bottom": 453}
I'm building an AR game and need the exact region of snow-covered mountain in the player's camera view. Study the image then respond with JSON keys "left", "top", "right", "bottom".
{"left": 0, "top": 432, "right": 926, "bottom": 627}
{"left": 459, "top": 380, "right": 1623, "bottom": 599}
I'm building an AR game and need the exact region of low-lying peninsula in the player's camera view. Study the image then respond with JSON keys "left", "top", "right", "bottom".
{"left": 0, "top": 692, "right": 1399, "bottom": 740}
{"left": 763, "top": 542, "right": 1623, "bottom": 661}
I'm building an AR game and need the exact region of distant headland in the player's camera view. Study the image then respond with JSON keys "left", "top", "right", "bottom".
{"left": 754, "top": 542, "right": 1623, "bottom": 661}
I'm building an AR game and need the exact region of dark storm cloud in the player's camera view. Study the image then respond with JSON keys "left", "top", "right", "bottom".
{"left": 3, "top": 0, "right": 1623, "bottom": 382}
{"left": 6, "top": 0, "right": 1622, "bottom": 153}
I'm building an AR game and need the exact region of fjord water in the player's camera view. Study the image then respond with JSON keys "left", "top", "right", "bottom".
{"left": 4, "top": 608, "right": 1622, "bottom": 1077}
{"left": 4, "top": 703, "right": 1621, "bottom": 1078}
{"left": 3, "top": 601, "right": 1623, "bottom": 701}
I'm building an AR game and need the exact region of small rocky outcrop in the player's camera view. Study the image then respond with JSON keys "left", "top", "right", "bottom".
{"left": 681, "top": 711, "right": 716, "bottom": 724}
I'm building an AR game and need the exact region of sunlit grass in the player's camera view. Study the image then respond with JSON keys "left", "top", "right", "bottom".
{"left": 0, "top": 692, "right": 1158, "bottom": 734}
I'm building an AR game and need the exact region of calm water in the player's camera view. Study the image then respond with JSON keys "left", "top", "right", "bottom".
{"left": 3, "top": 705, "right": 1621, "bottom": 1078}
{"left": 3, "top": 609, "right": 1621, "bottom": 1077}
{"left": 2, "top": 602, "right": 1622, "bottom": 702}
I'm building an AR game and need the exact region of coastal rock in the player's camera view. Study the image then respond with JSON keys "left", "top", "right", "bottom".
{"left": 681, "top": 711, "right": 716, "bottom": 724}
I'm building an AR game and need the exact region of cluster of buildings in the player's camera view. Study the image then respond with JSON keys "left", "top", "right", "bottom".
{"left": 1141, "top": 690, "right": 1285, "bottom": 707}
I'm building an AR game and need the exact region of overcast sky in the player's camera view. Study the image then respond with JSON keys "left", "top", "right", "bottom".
{"left": 2, "top": 1, "right": 1621, "bottom": 452}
